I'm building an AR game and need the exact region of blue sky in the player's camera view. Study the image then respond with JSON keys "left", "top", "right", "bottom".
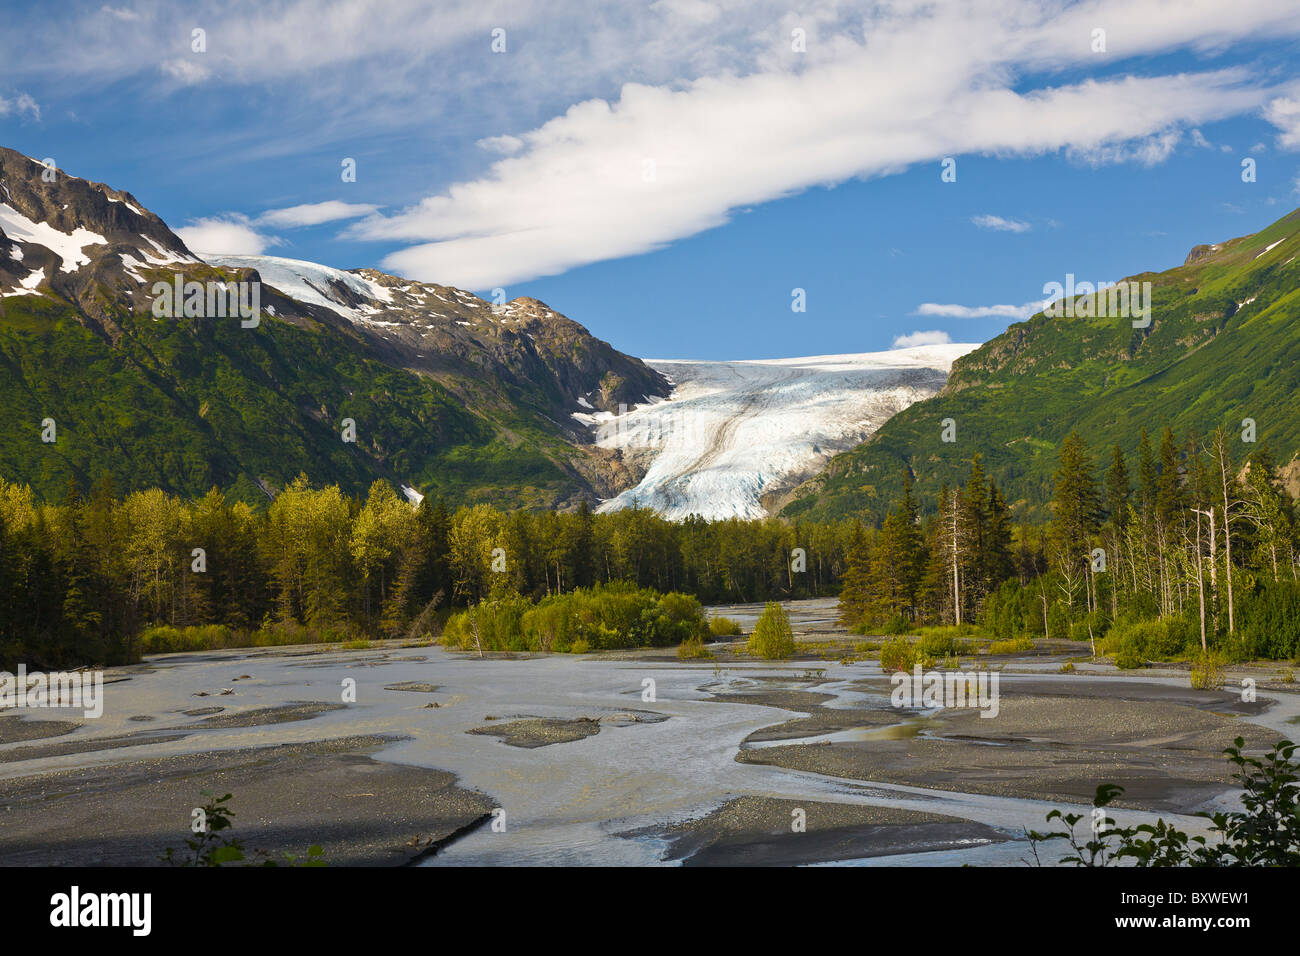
{"left": 2, "top": 1, "right": 1299, "bottom": 359}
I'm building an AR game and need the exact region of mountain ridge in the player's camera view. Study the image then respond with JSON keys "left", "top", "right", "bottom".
{"left": 781, "top": 205, "right": 1300, "bottom": 522}
{"left": 0, "top": 146, "right": 666, "bottom": 508}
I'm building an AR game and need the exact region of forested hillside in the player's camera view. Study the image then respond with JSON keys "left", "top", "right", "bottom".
{"left": 785, "top": 208, "right": 1300, "bottom": 523}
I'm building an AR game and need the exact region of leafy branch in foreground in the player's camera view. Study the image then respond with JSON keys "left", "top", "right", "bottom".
{"left": 1026, "top": 737, "right": 1300, "bottom": 866}
{"left": 161, "top": 791, "right": 325, "bottom": 867}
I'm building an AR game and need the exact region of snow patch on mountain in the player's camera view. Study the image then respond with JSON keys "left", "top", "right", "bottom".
{"left": 0, "top": 203, "right": 106, "bottom": 272}
{"left": 2, "top": 266, "right": 45, "bottom": 297}
{"left": 200, "top": 253, "right": 393, "bottom": 319}
{"left": 591, "top": 344, "right": 977, "bottom": 520}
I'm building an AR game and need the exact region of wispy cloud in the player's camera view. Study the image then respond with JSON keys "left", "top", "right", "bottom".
{"left": 914, "top": 301, "right": 1044, "bottom": 320}
{"left": 971, "top": 214, "right": 1031, "bottom": 233}
{"left": 12, "top": 0, "right": 1300, "bottom": 287}
{"left": 256, "top": 201, "right": 380, "bottom": 228}
{"left": 0, "top": 92, "right": 40, "bottom": 121}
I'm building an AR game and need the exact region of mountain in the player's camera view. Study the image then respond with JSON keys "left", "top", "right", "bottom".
{"left": 588, "top": 346, "right": 975, "bottom": 520}
{"left": 782, "top": 207, "right": 1300, "bottom": 523}
{"left": 0, "top": 147, "right": 666, "bottom": 507}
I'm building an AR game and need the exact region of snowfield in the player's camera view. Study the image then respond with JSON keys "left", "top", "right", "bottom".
{"left": 591, "top": 344, "right": 978, "bottom": 520}
{"left": 0, "top": 202, "right": 107, "bottom": 273}
{"left": 200, "top": 254, "right": 394, "bottom": 320}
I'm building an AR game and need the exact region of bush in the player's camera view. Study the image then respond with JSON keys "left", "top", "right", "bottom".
{"left": 916, "top": 627, "right": 972, "bottom": 658}
{"left": 677, "top": 634, "right": 714, "bottom": 659}
{"left": 1240, "top": 580, "right": 1300, "bottom": 660}
{"left": 882, "top": 615, "right": 911, "bottom": 635}
{"left": 708, "top": 615, "right": 742, "bottom": 637}
{"left": 1106, "top": 617, "right": 1194, "bottom": 668}
{"left": 1114, "top": 633, "right": 1147, "bottom": 669}
{"left": 1190, "top": 650, "right": 1227, "bottom": 690}
{"left": 878, "top": 636, "right": 918, "bottom": 672}
{"left": 1029, "top": 738, "right": 1300, "bottom": 867}
{"left": 747, "top": 602, "right": 796, "bottom": 659}
{"left": 139, "top": 624, "right": 234, "bottom": 654}
{"left": 442, "top": 583, "right": 709, "bottom": 654}
{"left": 988, "top": 636, "right": 1033, "bottom": 655}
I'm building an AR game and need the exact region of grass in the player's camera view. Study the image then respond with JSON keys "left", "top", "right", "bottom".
{"left": 677, "top": 635, "right": 715, "bottom": 659}
{"left": 139, "top": 622, "right": 362, "bottom": 655}
{"left": 988, "top": 636, "right": 1034, "bottom": 655}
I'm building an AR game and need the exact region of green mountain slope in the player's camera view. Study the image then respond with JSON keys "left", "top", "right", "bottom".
{"left": 782, "top": 207, "right": 1300, "bottom": 522}
{"left": 0, "top": 147, "right": 666, "bottom": 507}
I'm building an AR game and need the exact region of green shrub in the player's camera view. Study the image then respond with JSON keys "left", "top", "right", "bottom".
{"left": 879, "top": 636, "right": 918, "bottom": 672}
{"left": 1239, "top": 580, "right": 1300, "bottom": 660}
{"left": 747, "top": 602, "right": 797, "bottom": 659}
{"left": 1106, "top": 617, "right": 1194, "bottom": 667}
{"left": 442, "top": 583, "right": 709, "bottom": 654}
{"left": 139, "top": 624, "right": 234, "bottom": 654}
{"left": 677, "top": 634, "right": 714, "bottom": 659}
{"left": 708, "top": 615, "right": 742, "bottom": 637}
{"left": 882, "top": 615, "right": 911, "bottom": 635}
{"left": 1114, "top": 633, "right": 1147, "bottom": 669}
{"left": 988, "top": 636, "right": 1033, "bottom": 655}
{"left": 916, "top": 628, "right": 971, "bottom": 658}
{"left": 1190, "top": 650, "right": 1227, "bottom": 690}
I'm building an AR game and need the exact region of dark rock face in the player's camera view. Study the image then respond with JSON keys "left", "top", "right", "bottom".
{"left": 339, "top": 272, "right": 668, "bottom": 423}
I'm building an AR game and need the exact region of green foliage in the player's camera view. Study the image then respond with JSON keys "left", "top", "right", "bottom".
{"left": 139, "top": 624, "right": 234, "bottom": 654}
{"left": 677, "top": 634, "right": 715, "bottom": 659}
{"left": 786, "top": 212, "right": 1300, "bottom": 525}
{"left": 1107, "top": 617, "right": 1195, "bottom": 668}
{"left": 441, "top": 582, "right": 709, "bottom": 654}
{"left": 708, "top": 615, "right": 743, "bottom": 637}
{"left": 747, "top": 602, "right": 797, "bottom": 659}
{"left": 916, "top": 628, "right": 971, "bottom": 658}
{"left": 879, "top": 636, "right": 919, "bottom": 672}
{"left": 988, "top": 636, "right": 1033, "bottom": 655}
{"left": 0, "top": 474, "right": 850, "bottom": 668}
{"left": 161, "top": 792, "right": 325, "bottom": 867}
{"left": 1239, "top": 579, "right": 1300, "bottom": 661}
{"left": 1028, "top": 738, "right": 1300, "bottom": 866}
{"left": 1189, "top": 649, "right": 1227, "bottom": 690}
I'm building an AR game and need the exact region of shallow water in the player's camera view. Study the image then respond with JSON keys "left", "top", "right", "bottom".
{"left": 3, "top": 614, "right": 1290, "bottom": 866}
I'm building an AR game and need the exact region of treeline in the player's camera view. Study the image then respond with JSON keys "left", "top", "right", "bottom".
{"left": 0, "top": 473, "right": 853, "bottom": 668}
{"left": 839, "top": 426, "right": 1300, "bottom": 663}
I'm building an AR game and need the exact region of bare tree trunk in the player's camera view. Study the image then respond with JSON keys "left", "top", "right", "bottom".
{"left": 1215, "top": 432, "right": 1235, "bottom": 633}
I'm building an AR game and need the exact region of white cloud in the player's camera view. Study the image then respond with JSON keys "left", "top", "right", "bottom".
{"left": 0, "top": 92, "right": 40, "bottom": 120}
{"left": 1264, "top": 95, "right": 1300, "bottom": 149}
{"left": 160, "top": 58, "right": 211, "bottom": 86}
{"left": 256, "top": 201, "right": 380, "bottom": 228}
{"left": 892, "top": 330, "right": 952, "bottom": 348}
{"left": 7, "top": 0, "right": 1300, "bottom": 287}
{"left": 915, "top": 301, "right": 1044, "bottom": 320}
{"left": 1069, "top": 128, "right": 1184, "bottom": 167}
{"left": 477, "top": 135, "right": 524, "bottom": 156}
{"left": 100, "top": 5, "right": 141, "bottom": 21}
{"left": 972, "top": 214, "right": 1031, "bottom": 233}
{"left": 347, "top": 27, "right": 1279, "bottom": 288}
{"left": 175, "top": 215, "right": 278, "bottom": 255}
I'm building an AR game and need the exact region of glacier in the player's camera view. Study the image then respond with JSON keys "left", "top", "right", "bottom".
{"left": 589, "top": 344, "right": 978, "bottom": 520}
